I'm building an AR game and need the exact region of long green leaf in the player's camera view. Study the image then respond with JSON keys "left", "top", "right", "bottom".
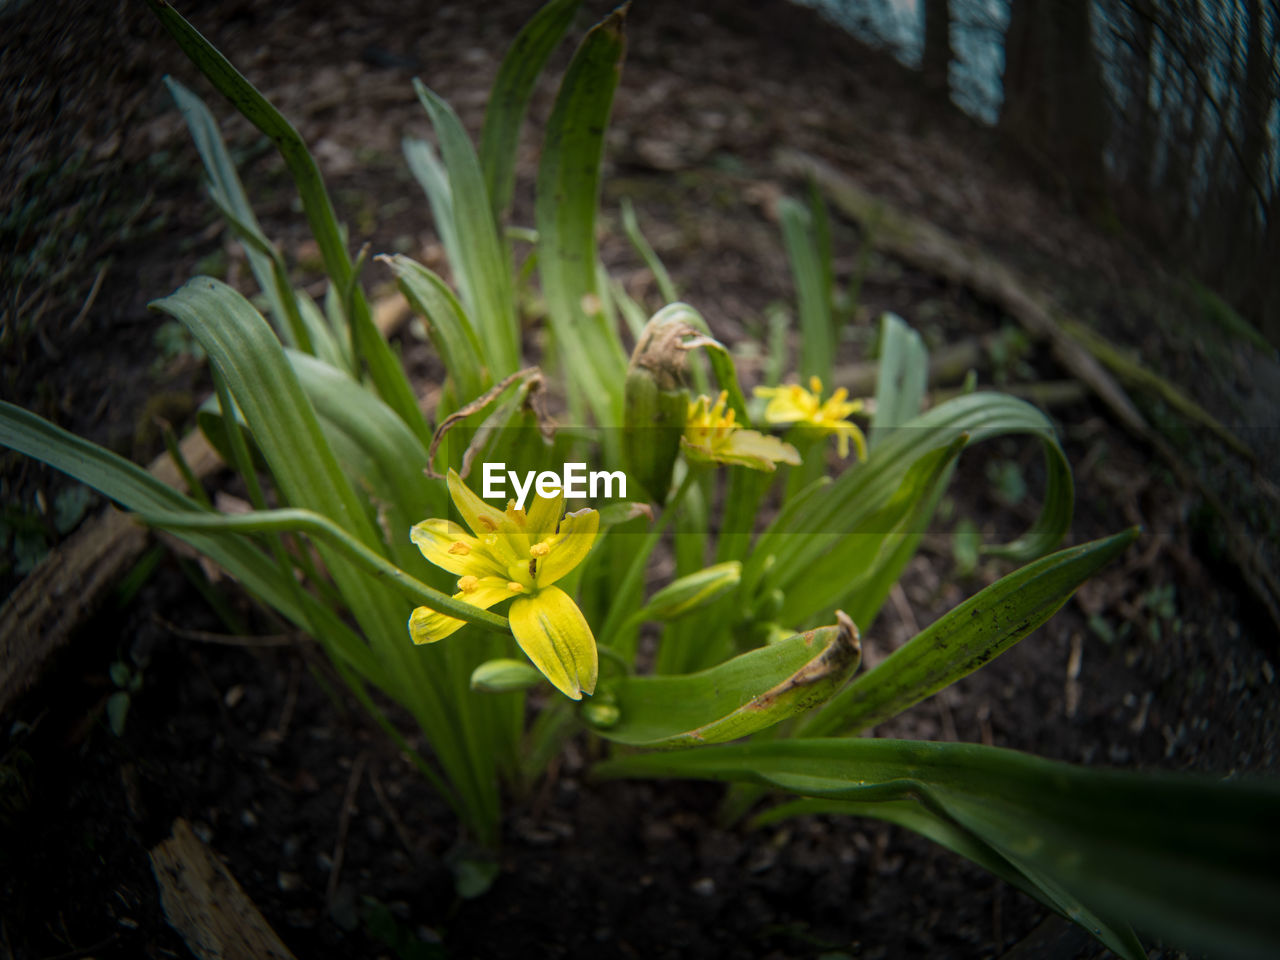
{"left": 774, "top": 433, "right": 966, "bottom": 626}
{"left": 146, "top": 0, "right": 430, "bottom": 445}
{"left": 0, "top": 402, "right": 388, "bottom": 686}
{"left": 780, "top": 196, "right": 833, "bottom": 386}
{"left": 135, "top": 506, "right": 508, "bottom": 631}
{"left": 588, "top": 617, "right": 860, "bottom": 747}
{"left": 414, "top": 80, "right": 521, "bottom": 376}
{"left": 597, "top": 739, "right": 1280, "bottom": 960}
{"left": 535, "top": 6, "right": 628, "bottom": 427}
{"left": 870, "top": 311, "right": 927, "bottom": 445}
{"left": 753, "top": 795, "right": 1141, "bottom": 959}
{"left": 164, "top": 77, "right": 307, "bottom": 349}
{"left": 750, "top": 392, "right": 1073, "bottom": 622}
{"left": 381, "top": 253, "right": 490, "bottom": 403}
{"left": 801, "top": 528, "right": 1139, "bottom": 737}
{"left": 150, "top": 278, "right": 500, "bottom": 840}
{"left": 479, "top": 0, "right": 584, "bottom": 219}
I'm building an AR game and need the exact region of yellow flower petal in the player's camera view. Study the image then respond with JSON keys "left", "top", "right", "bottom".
{"left": 525, "top": 489, "right": 564, "bottom": 541}
{"left": 446, "top": 469, "right": 509, "bottom": 539}
{"left": 410, "top": 518, "right": 500, "bottom": 577}
{"left": 536, "top": 508, "right": 600, "bottom": 586}
{"left": 407, "top": 576, "right": 515, "bottom": 644}
{"left": 508, "top": 586, "right": 598, "bottom": 700}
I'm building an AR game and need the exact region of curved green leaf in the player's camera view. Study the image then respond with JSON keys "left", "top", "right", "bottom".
{"left": 414, "top": 80, "right": 521, "bottom": 376}
{"left": 597, "top": 739, "right": 1280, "bottom": 960}
{"left": 802, "top": 529, "right": 1139, "bottom": 736}
{"left": 146, "top": 1, "right": 429, "bottom": 444}
{"left": 750, "top": 391, "right": 1073, "bottom": 625}
{"left": 586, "top": 615, "right": 860, "bottom": 747}
{"left": 0, "top": 402, "right": 388, "bottom": 687}
{"left": 479, "top": 0, "right": 584, "bottom": 218}
{"left": 381, "top": 253, "right": 489, "bottom": 403}
{"left": 535, "top": 6, "right": 628, "bottom": 426}
{"left": 869, "top": 311, "right": 927, "bottom": 445}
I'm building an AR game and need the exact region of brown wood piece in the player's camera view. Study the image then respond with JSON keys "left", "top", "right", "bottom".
{"left": 149, "top": 818, "right": 296, "bottom": 960}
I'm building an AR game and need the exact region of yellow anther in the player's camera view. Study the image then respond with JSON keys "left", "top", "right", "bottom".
{"left": 809, "top": 375, "right": 823, "bottom": 394}
{"left": 507, "top": 581, "right": 525, "bottom": 593}
{"left": 458, "top": 575, "right": 479, "bottom": 593}
{"left": 530, "top": 541, "right": 551, "bottom": 558}
{"left": 478, "top": 516, "right": 498, "bottom": 532}
{"left": 448, "top": 541, "right": 471, "bottom": 555}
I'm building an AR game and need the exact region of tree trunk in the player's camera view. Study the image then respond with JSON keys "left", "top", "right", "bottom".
{"left": 921, "top": 0, "right": 953, "bottom": 99}
{"left": 1000, "top": 0, "right": 1112, "bottom": 214}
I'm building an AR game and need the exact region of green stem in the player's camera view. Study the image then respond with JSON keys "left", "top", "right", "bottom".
{"left": 598, "top": 467, "right": 699, "bottom": 656}
{"left": 137, "top": 506, "right": 510, "bottom": 632}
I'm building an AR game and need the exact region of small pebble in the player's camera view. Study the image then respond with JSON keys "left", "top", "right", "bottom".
{"left": 692, "top": 876, "right": 716, "bottom": 897}
{"left": 240, "top": 809, "right": 258, "bottom": 828}
{"left": 224, "top": 684, "right": 244, "bottom": 708}
{"left": 277, "top": 871, "right": 303, "bottom": 892}
{"left": 192, "top": 822, "right": 214, "bottom": 844}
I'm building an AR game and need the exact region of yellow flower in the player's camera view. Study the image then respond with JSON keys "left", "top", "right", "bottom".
{"left": 753, "top": 376, "right": 867, "bottom": 460}
{"left": 681, "top": 391, "right": 801, "bottom": 471}
{"left": 407, "top": 470, "right": 598, "bottom": 700}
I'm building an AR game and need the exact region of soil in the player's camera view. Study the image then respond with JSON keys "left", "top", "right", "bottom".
{"left": 2, "top": 0, "right": 1278, "bottom": 958}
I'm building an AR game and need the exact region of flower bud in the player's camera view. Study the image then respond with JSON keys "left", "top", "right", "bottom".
{"left": 469, "top": 658, "right": 544, "bottom": 693}
{"left": 624, "top": 314, "right": 697, "bottom": 505}
{"left": 645, "top": 561, "right": 742, "bottom": 621}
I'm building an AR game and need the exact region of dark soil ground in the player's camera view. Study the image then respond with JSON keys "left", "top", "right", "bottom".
{"left": 3, "top": 0, "right": 1278, "bottom": 958}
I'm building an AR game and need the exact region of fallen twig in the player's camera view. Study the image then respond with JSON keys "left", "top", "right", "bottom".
{"left": 149, "top": 818, "right": 296, "bottom": 960}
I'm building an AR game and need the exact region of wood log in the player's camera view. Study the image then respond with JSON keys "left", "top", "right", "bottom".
{"left": 150, "top": 818, "right": 296, "bottom": 960}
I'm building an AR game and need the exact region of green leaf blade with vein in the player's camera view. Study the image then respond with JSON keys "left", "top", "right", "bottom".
{"left": 149, "top": 278, "right": 501, "bottom": 841}
{"left": 0, "top": 402, "right": 389, "bottom": 687}
{"left": 146, "top": 0, "right": 430, "bottom": 445}
{"left": 596, "top": 739, "right": 1280, "bottom": 960}
{"left": 382, "top": 253, "right": 490, "bottom": 404}
{"left": 535, "top": 6, "right": 629, "bottom": 427}
{"left": 588, "top": 617, "right": 860, "bottom": 748}
{"left": 780, "top": 196, "right": 833, "bottom": 386}
{"left": 414, "top": 81, "right": 522, "bottom": 377}
{"left": 870, "top": 311, "right": 927, "bottom": 445}
{"left": 480, "top": 0, "right": 584, "bottom": 219}
{"left": 801, "top": 528, "right": 1139, "bottom": 737}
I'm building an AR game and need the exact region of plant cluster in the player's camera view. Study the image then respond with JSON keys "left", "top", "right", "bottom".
{"left": 1, "top": 2, "right": 1276, "bottom": 957}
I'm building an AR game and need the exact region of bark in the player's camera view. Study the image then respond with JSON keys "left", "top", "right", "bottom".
{"left": 921, "top": 0, "right": 953, "bottom": 98}
{"left": 1000, "top": 0, "right": 1112, "bottom": 213}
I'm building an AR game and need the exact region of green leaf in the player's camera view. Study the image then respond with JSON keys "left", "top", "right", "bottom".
{"left": 779, "top": 196, "right": 833, "bottom": 386}
{"left": 535, "top": 6, "right": 629, "bottom": 427}
{"left": 414, "top": 81, "right": 521, "bottom": 376}
{"left": 106, "top": 691, "right": 131, "bottom": 737}
{"left": 165, "top": 77, "right": 313, "bottom": 353}
{"left": 870, "top": 311, "right": 927, "bottom": 446}
{"left": 135, "top": 506, "right": 508, "bottom": 632}
{"left": 286, "top": 350, "right": 445, "bottom": 572}
{"left": 146, "top": 1, "right": 428, "bottom": 444}
{"left": 598, "top": 739, "right": 1280, "bottom": 960}
{"left": 585, "top": 615, "right": 860, "bottom": 747}
{"left": 800, "top": 529, "right": 1139, "bottom": 737}
{"left": 149, "top": 279, "right": 501, "bottom": 837}
{"left": 0, "top": 401, "right": 388, "bottom": 687}
{"left": 479, "top": 0, "right": 584, "bottom": 219}
{"left": 766, "top": 433, "right": 967, "bottom": 626}
{"left": 749, "top": 391, "right": 1074, "bottom": 626}
{"left": 381, "top": 253, "right": 489, "bottom": 403}
{"left": 620, "top": 197, "right": 678, "bottom": 303}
